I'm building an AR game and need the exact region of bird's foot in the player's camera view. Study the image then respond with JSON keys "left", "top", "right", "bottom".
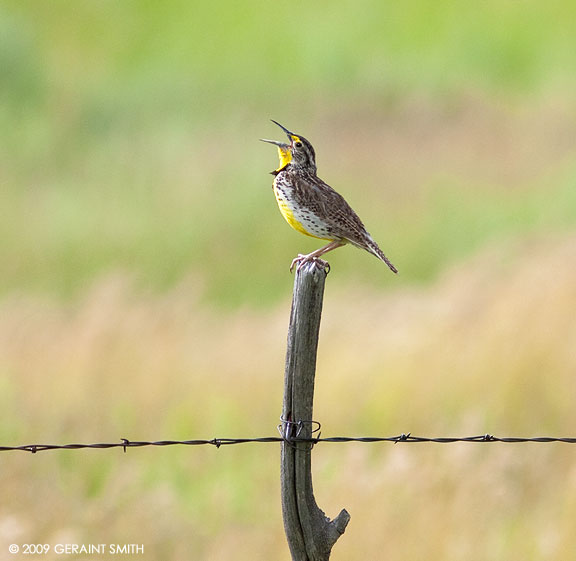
{"left": 290, "top": 255, "right": 331, "bottom": 274}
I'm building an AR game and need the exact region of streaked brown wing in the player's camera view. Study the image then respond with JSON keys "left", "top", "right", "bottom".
{"left": 291, "top": 171, "right": 371, "bottom": 247}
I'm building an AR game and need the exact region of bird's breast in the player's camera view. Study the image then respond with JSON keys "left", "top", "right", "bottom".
{"left": 273, "top": 177, "right": 334, "bottom": 241}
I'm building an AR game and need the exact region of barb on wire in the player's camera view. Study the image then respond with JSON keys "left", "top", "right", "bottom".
{"left": 278, "top": 417, "right": 322, "bottom": 449}
{"left": 1, "top": 433, "right": 576, "bottom": 454}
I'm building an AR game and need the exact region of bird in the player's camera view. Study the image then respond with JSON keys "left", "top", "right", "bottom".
{"left": 261, "top": 120, "right": 398, "bottom": 274}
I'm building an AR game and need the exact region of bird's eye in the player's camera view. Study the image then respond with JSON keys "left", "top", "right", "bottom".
{"left": 294, "top": 141, "right": 302, "bottom": 148}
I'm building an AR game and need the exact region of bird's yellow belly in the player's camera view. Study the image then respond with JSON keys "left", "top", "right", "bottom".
{"left": 273, "top": 186, "right": 333, "bottom": 241}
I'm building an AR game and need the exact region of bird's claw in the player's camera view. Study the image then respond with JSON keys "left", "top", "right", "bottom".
{"left": 290, "top": 255, "right": 331, "bottom": 274}
{"left": 289, "top": 254, "right": 308, "bottom": 273}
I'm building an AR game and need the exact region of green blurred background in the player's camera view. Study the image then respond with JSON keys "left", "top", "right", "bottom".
{"left": 2, "top": 1, "right": 576, "bottom": 560}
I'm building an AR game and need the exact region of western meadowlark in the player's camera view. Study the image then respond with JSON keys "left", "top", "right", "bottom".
{"left": 261, "top": 120, "right": 398, "bottom": 274}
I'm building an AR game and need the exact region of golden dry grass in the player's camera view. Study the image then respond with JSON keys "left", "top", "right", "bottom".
{"left": 1, "top": 233, "right": 575, "bottom": 560}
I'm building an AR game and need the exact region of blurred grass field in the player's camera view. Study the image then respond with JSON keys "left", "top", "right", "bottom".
{"left": 2, "top": 1, "right": 576, "bottom": 560}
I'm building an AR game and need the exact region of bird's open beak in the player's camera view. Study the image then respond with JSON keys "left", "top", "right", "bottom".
{"left": 259, "top": 138, "right": 289, "bottom": 148}
{"left": 270, "top": 119, "right": 294, "bottom": 139}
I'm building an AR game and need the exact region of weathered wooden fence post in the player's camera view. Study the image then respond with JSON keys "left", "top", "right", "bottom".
{"left": 280, "top": 260, "right": 350, "bottom": 561}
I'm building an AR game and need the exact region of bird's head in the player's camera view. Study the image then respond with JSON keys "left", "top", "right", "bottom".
{"left": 260, "top": 120, "right": 317, "bottom": 173}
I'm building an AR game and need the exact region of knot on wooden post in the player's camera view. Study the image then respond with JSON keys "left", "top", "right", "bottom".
{"left": 281, "top": 261, "right": 350, "bottom": 561}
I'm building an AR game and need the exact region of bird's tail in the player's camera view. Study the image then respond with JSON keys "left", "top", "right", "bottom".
{"left": 365, "top": 238, "right": 398, "bottom": 274}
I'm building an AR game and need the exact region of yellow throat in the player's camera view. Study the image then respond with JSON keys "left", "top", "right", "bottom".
{"left": 275, "top": 143, "right": 292, "bottom": 171}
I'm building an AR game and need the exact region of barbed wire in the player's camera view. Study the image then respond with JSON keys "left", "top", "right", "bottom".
{"left": 2, "top": 432, "right": 576, "bottom": 454}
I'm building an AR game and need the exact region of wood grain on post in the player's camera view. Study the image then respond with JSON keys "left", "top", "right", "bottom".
{"left": 281, "top": 261, "right": 350, "bottom": 561}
